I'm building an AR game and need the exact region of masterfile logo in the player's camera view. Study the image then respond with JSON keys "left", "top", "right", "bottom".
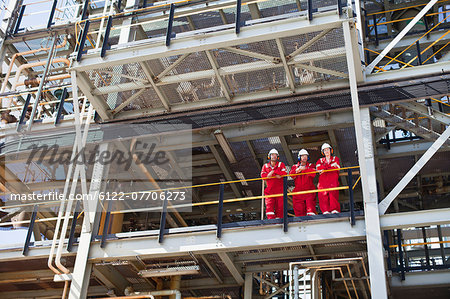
{"left": 1, "top": 123, "right": 193, "bottom": 213}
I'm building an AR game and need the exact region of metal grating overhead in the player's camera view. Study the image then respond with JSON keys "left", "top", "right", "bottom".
{"left": 334, "top": 127, "right": 358, "bottom": 167}
{"left": 125, "top": 75, "right": 449, "bottom": 129}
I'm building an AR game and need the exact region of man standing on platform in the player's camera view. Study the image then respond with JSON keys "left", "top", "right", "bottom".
{"left": 316, "top": 143, "right": 341, "bottom": 214}
{"left": 261, "top": 149, "right": 287, "bottom": 219}
{"left": 290, "top": 149, "right": 317, "bottom": 216}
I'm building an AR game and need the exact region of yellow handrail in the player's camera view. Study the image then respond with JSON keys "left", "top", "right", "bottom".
{"left": 0, "top": 166, "right": 360, "bottom": 211}
{"left": 389, "top": 240, "right": 450, "bottom": 248}
{"left": 376, "top": 13, "right": 450, "bottom": 72}
{"left": 352, "top": 176, "right": 361, "bottom": 190}
{"left": 422, "top": 41, "right": 450, "bottom": 64}
{"left": 431, "top": 97, "right": 450, "bottom": 108}
{"left": 368, "top": 9, "right": 450, "bottom": 27}
{"left": 400, "top": 29, "right": 450, "bottom": 69}
{"left": 366, "top": 0, "right": 450, "bottom": 17}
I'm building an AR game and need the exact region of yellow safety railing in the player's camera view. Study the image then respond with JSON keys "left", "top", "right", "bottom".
{"left": 376, "top": 14, "right": 450, "bottom": 72}
{"left": 389, "top": 240, "right": 450, "bottom": 248}
{"left": 0, "top": 165, "right": 361, "bottom": 222}
{"left": 400, "top": 29, "right": 450, "bottom": 69}
{"left": 431, "top": 97, "right": 450, "bottom": 108}
{"left": 367, "top": 9, "right": 450, "bottom": 27}
{"left": 366, "top": 0, "right": 450, "bottom": 17}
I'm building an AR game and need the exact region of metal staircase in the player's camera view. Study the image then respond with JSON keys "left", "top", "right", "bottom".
{"left": 370, "top": 100, "right": 450, "bottom": 147}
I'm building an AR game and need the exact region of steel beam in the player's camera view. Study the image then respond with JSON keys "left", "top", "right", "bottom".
{"left": 287, "top": 28, "right": 334, "bottom": 60}
{"left": 365, "top": 60, "right": 450, "bottom": 83}
{"left": 398, "top": 101, "right": 450, "bottom": 126}
{"left": 2, "top": 110, "right": 355, "bottom": 164}
{"left": 380, "top": 208, "right": 450, "bottom": 230}
{"left": 218, "top": 252, "right": 245, "bottom": 285}
{"left": 205, "top": 50, "right": 232, "bottom": 101}
{"left": 199, "top": 254, "right": 223, "bottom": 284}
{"left": 139, "top": 61, "right": 171, "bottom": 111}
{"left": 244, "top": 273, "right": 253, "bottom": 299}
{"left": 76, "top": 72, "right": 113, "bottom": 120}
{"left": 68, "top": 143, "right": 110, "bottom": 299}
{"left": 155, "top": 53, "right": 190, "bottom": 81}
{"left": 2, "top": 286, "right": 108, "bottom": 299}
{"left": 0, "top": 217, "right": 367, "bottom": 262}
{"left": 390, "top": 270, "right": 450, "bottom": 288}
{"left": 92, "top": 265, "right": 130, "bottom": 295}
{"left": 72, "top": 218, "right": 367, "bottom": 260}
{"left": 180, "top": 277, "right": 238, "bottom": 290}
{"left": 209, "top": 145, "right": 243, "bottom": 198}
{"left": 223, "top": 46, "right": 279, "bottom": 63}
{"left": 366, "top": 0, "right": 439, "bottom": 74}
{"left": 276, "top": 38, "right": 295, "bottom": 91}
{"left": 370, "top": 107, "right": 450, "bottom": 147}
{"left": 72, "top": 11, "right": 346, "bottom": 72}
{"left": 3, "top": 209, "right": 450, "bottom": 262}
{"left": 343, "top": 20, "right": 388, "bottom": 299}
{"left": 377, "top": 141, "right": 450, "bottom": 158}
{"left": 92, "top": 47, "right": 345, "bottom": 95}
{"left": 111, "top": 88, "right": 147, "bottom": 114}
{"left": 379, "top": 125, "right": 450, "bottom": 214}
{"left": 279, "top": 135, "right": 295, "bottom": 165}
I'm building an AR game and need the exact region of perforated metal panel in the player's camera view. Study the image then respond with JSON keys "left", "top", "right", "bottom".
{"left": 124, "top": 75, "right": 449, "bottom": 130}
{"left": 87, "top": 63, "right": 147, "bottom": 89}
{"left": 334, "top": 127, "right": 358, "bottom": 167}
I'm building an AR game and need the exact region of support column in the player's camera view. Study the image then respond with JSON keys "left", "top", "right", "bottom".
{"left": 105, "top": 0, "right": 139, "bottom": 113}
{"left": 244, "top": 273, "right": 252, "bottom": 299}
{"left": 69, "top": 143, "right": 110, "bottom": 299}
{"left": 343, "top": 21, "right": 388, "bottom": 299}
{"left": 169, "top": 276, "right": 181, "bottom": 299}
{"left": 0, "top": 0, "right": 21, "bottom": 67}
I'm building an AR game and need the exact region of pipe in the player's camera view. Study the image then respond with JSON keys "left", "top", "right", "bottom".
{"left": 0, "top": 36, "right": 67, "bottom": 94}
{"left": 55, "top": 104, "right": 94, "bottom": 274}
{"left": 7, "top": 58, "right": 70, "bottom": 109}
{"left": 17, "top": 74, "right": 71, "bottom": 88}
{"left": 48, "top": 73, "right": 92, "bottom": 276}
{"left": 170, "top": 276, "right": 181, "bottom": 299}
{"left": 98, "top": 296, "right": 154, "bottom": 299}
{"left": 10, "top": 58, "right": 70, "bottom": 91}
{"left": 294, "top": 265, "right": 299, "bottom": 299}
{"left": 61, "top": 281, "right": 69, "bottom": 299}
{"left": 27, "top": 35, "right": 58, "bottom": 131}
{"left": 97, "top": 290, "right": 182, "bottom": 299}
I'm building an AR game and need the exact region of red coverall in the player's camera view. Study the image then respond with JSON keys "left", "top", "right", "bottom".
{"left": 261, "top": 161, "right": 287, "bottom": 219}
{"left": 289, "top": 162, "right": 317, "bottom": 216}
{"left": 316, "top": 156, "right": 340, "bottom": 213}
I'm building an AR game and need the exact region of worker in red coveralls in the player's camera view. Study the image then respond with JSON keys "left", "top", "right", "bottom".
{"left": 289, "top": 149, "right": 317, "bottom": 216}
{"left": 316, "top": 143, "right": 341, "bottom": 214}
{"left": 260, "top": 149, "right": 287, "bottom": 219}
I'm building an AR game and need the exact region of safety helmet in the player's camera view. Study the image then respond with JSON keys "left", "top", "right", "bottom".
{"left": 321, "top": 143, "right": 333, "bottom": 155}
{"left": 298, "top": 149, "right": 309, "bottom": 157}
{"left": 298, "top": 149, "right": 309, "bottom": 161}
{"left": 267, "top": 148, "right": 279, "bottom": 160}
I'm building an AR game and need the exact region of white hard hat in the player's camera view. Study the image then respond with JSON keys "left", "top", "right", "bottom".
{"left": 298, "top": 149, "right": 309, "bottom": 157}
{"left": 321, "top": 143, "right": 332, "bottom": 152}
{"left": 268, "top": 149, "right": 279, "bottom": 156}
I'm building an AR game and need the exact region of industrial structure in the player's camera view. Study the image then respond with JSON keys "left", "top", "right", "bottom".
{"left": 0, "top": 0, "right": 449, "bottom": 298}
